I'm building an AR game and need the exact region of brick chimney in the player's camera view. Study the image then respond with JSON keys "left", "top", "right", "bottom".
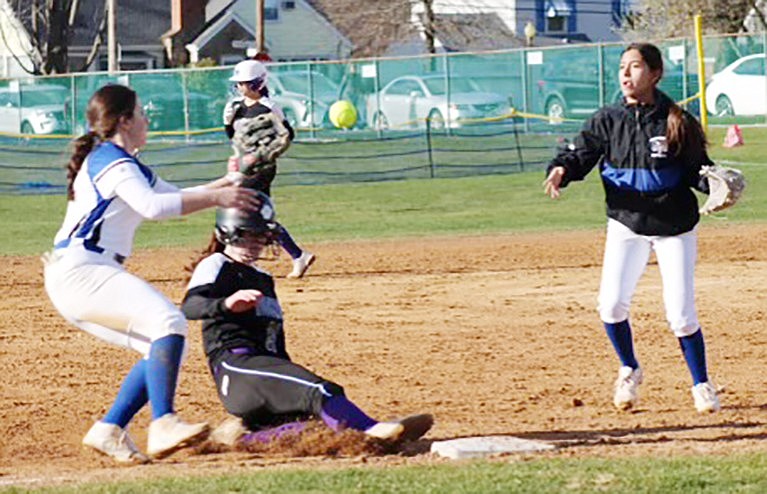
{"left": 163, "top": 0, "right": 207, "bottom": 66}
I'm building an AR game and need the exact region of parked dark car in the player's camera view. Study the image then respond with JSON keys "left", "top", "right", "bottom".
{"left": 129, "top": 78, "right": 217, "bottom": 132}
{"left": 532, "top": 52, "right": 696, "bottom": 121}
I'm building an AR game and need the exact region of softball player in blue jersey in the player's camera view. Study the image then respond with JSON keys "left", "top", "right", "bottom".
{"left": 181, "top": 200, "right": 433, "bottom": 446}
{"left": 43, "top": 84, "right": 262, "bottom": 463}
{"left": 223, "top": 59, "right": 315, "bottom": 279}
{"left": 543, "top": 43, "right": 720, "bottom": 413}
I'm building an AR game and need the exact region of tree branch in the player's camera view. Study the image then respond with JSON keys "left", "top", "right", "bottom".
{"left": 74, "top": 0, "right": 108, "bottom": 72}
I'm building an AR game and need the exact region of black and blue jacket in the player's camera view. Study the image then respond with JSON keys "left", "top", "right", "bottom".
{"left": 547, "top": 91, "right": 712, "bottom": 236}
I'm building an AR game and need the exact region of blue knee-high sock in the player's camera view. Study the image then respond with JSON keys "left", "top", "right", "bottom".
{"left": 145, "top": 334, "right": 184, "bottom": 420}
{"left": 319, "top": 395, "right": 377, "bottom": 432}
{"left": 679, "top": 329, "right": 709, "bottom": 385}
{"left": 604, "top": 320, "right": 639, "bottom": 369}
{"left": 277, "top": 226, "right": 303, "bottom": 260}
{"left": 103, "top": 359, "right": 148, "bottom": 428}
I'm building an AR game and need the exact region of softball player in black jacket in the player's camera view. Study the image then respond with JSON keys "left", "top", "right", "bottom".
{"left": 224, "top": 59, "right": 314, "bottom": 279}
{"left": 181, "top": 197, "right": 432, "bottom": 445}
{"left": 543, "top": 43, "right": 720, "bottom": 413}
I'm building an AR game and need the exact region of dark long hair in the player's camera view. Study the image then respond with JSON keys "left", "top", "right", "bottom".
{"left": 66, "top": 84, "right": 137, "bottom": 199}
{"left": 185, "top": 234, "right": 226, "bottom": 283}
{"left": 623, "top": 43, "right": 707, "bottom": 156}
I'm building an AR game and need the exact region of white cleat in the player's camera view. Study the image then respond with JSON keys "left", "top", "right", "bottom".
{"left": 613, "top": 366, "right": 643, "bottom": 411}
{"left": 364, "top": 421, "right": 405, "bottom": 440}
{"left": 692, "top": 381, "right": 721, "bottom": 413}
{"left": 82, "top": 421, "right": 150, "bottom": 464}
{"left": 147, "top": 413, "right": 210, "bottom": 459}
{"left": 364, "top": 414, "right": 434, "bottom": 442}
{"left": 287, "top": 251, "right": 316, "bottom": 279}
{"left": 209, "top": 416, "right": 247, "bottom": 447}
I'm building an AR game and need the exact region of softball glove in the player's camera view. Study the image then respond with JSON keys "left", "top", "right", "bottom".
{"left": 231, "top": 112, "right": 291, "bottom": 175}
{"left": 699, "top": 165, "right": 746, "bottom": 215}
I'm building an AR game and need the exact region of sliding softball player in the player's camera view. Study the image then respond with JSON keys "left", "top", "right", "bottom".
{"left": 182, "top": 197, "right": 433, "bottom": 445}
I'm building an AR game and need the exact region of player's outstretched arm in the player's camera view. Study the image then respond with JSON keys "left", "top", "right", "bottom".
{"left": 543, "top": 166, "right": 566, "bottom": 199}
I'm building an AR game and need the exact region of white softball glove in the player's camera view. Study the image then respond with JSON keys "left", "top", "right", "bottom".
{"left": 699, "top": 165, "right": 746, "bottom": 215}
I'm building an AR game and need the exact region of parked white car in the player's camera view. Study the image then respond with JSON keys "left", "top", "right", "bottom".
{"left": 705, "top": 53, "right": 766, "bottom": 116}
{"left": 365, "top": 74, "right": 510, "bottom": 130}
{"left": 0, "top": 84, "right": 71, "bottom": 135}
{"left": 268, "top": 70, "right": 339, "bottom": 129}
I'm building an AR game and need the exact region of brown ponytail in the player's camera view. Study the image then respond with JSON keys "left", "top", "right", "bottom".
{"left": 623, "top": 43, "right": 707, "bottom": 157}
{"left": 66, "top": 132, "right": 97, "bottom": 199}
{"left": 64, "top": 84, "right": 137, "bottom": 200}
{"left": 666, "top": 102, "right": 707, "bottom": 157}
{"left": 184, "top": 233, "right": 226, "bottom": 283}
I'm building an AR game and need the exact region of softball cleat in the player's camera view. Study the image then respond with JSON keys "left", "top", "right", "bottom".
{"left": 613, "top": 366, "right": 643, "bottom": 410}
{"left": 287, "top": 251, "right": 316, "bottom": 279}
{"left": 364, "top": 413, "right": 434, "bottom": 442}
{"left": 364, "top": 421, "right": 404, "bottom": 440}
{"left": 691, "top": 382, "right": 721, "bottom": 413}
{"left": 397, "top": 413, "right": 434, "bottom": 441}
{"left": 209, "top": 416, "right": 247, "bottom": 447}
{"left": 147, "top": 413, "right": 210, "bottom": 459}
{"left": 82, "top": 421, "right": 150, "bottom": 464}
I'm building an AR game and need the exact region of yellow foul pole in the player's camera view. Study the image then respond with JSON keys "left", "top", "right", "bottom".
{"left": 694, "top": 15, "right": 708, "bottom": 133}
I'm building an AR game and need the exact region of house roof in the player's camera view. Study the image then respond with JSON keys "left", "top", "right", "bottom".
{"left": 306, "top": 0, "right": 416, "bottom": 57}
{"left": 187, "top": 2, "right": 252, "bottom": 51}
{"left": 432, "top": 12, "right": 525, "bottom": 51}
{"left": 67, "top": 0, "right": 170, "bottom": 47}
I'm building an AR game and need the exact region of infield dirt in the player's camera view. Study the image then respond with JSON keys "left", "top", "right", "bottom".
{"left": 2, "top": 224, "right": 766, "bottom": 488}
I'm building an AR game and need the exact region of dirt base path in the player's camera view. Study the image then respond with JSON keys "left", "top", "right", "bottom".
{"left": 2, "top": 224, "right": 766, "bottom": 488}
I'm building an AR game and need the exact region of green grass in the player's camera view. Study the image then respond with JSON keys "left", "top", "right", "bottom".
{"left": 6, "top": 453, "right": 767, "bottom": 493}
{"left": 2, "top": 125, "right": 765, "bottom": 256}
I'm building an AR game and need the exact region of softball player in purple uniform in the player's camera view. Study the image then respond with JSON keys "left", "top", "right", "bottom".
{"left": 43, "top": 84, "right": 261, "bottom": 463}
{"left": 223, "top": 59, "right": 315, "bottom": 279}
{"left": 181, "top": 198, "right": 433, "bottom": 445}
{"left": 543, "top": 43, "right": 720, "bottom": 413}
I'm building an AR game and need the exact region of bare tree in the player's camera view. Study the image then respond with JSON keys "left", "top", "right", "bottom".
{"left": 0, "top": 0, "right": 106, "bottom": 75}
{"left": 619, "top": 0, "right": 763, "bottom": 40}
{"left": 416, "top": 0, "right": 437, "bottom": 55}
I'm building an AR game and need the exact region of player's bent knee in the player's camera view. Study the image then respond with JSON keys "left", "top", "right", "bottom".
{"left": 154, "top": 310, "right": 188, "bottom": 338}
{"left": 671, "top": 322, "right": 700, "bottom": 338}
{"left": 598, "top": 303, "right": 629, "bottom": 324}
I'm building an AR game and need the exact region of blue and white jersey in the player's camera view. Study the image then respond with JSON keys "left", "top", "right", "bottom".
{"left": 53, "top": 142, "right": 181, "bottom": 258}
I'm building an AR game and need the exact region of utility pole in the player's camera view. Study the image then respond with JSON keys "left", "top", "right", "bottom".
{"left": 256, "top": 0, "right": 265, "bottom": 55}
{"left": 107, "top": 0, "right": 117, "bottom": 72}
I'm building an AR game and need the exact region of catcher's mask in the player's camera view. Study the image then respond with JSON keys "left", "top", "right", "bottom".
{"left": 215, "top": 192, "right": 280, "bottom": 248}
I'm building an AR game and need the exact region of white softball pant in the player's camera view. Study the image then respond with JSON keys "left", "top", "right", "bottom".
{"left": 43, "top": 249, "right": 188, "bottom": 357}
{"left": 597, "top": 219, "right": 699, "bottom": 337}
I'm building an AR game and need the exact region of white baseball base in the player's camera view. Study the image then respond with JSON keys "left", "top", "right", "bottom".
{"left": 430, "top": 435, "right": 555, "bottom": 459}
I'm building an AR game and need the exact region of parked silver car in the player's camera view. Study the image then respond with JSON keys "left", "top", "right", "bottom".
{"left": 365, "top": 75, "right": 510, "bottom": 130}
{"left": 0, "top": 84, "right": 70, "bottom": 135}
{"left": 268, "top": 70, "right": 339, "bottom": 129}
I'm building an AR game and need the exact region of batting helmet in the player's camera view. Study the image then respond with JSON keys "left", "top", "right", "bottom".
{"left": 229, "top": 60, "right": 268, "bottom": 94}
{"left": 215, "top": 192, "right": 280, "bottom": 245}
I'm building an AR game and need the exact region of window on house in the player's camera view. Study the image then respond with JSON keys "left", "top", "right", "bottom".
{"left": 543, "top": 0, "right": 571, "bottom": 33}
{"left": 264, "top": 7, "right": 279, "bottom": 20}
{"left": 546, "top": 16, "right": 566, "bottom": 32}
{"left": 282, "top": 1, "right": 296, "bottom": 9}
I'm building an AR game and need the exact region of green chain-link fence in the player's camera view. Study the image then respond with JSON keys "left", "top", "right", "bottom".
{"left": 0, "top": 33, "right": 764, "bottom": 194}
